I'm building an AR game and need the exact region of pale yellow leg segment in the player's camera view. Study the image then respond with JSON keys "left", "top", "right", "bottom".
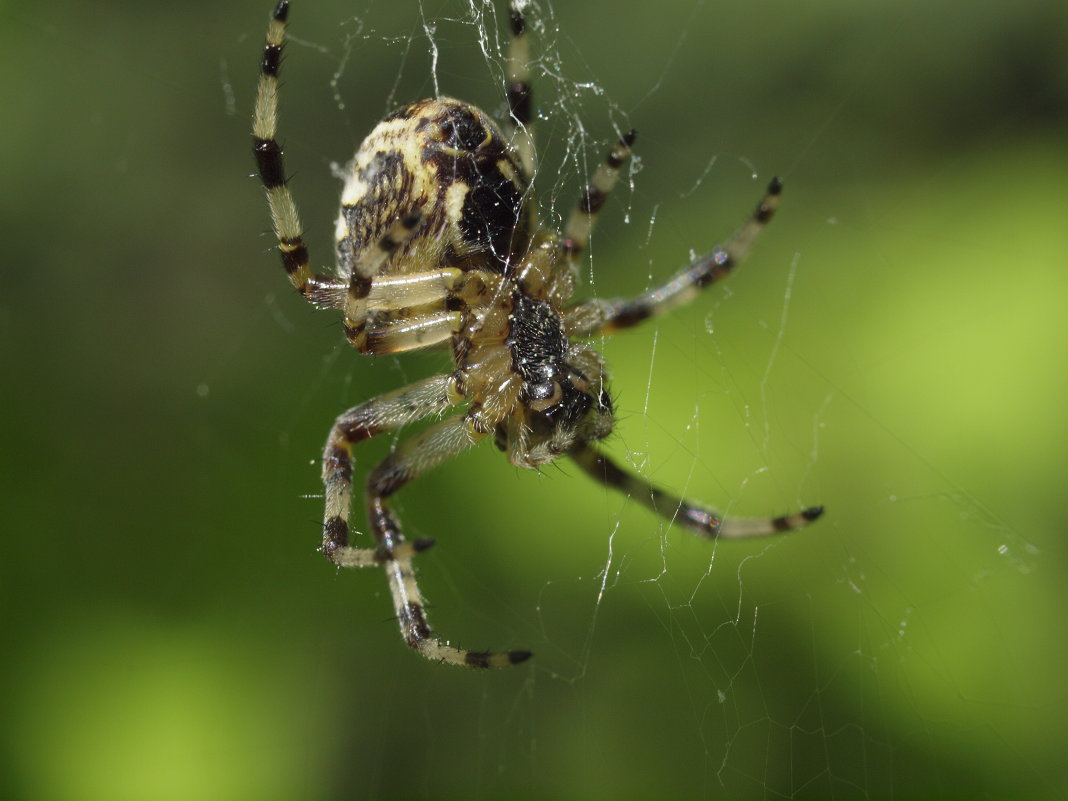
{"left": 366, "top": 268, "right": 464, "bottom": 311}
{"left": 343, "top": 213, "right": 426, "bottom": 345}
{"left": 362, "top": 311, "right": 464, "bottom": 354}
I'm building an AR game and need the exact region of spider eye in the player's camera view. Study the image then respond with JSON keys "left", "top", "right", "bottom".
{"left": 562, "top": 389, "right": 593, "bottom": 424}
{"left": 526, "top": 381, "right": 556, "bottom": 401}
{"left": 542, "top": 382, "right": 592, "bottom": 426}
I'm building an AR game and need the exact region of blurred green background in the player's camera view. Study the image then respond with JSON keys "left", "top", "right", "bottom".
{"left": 2, "top": 0, "right": 1066, "bottom": 798}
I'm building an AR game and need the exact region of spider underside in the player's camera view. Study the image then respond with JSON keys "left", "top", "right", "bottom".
{"left": 253, "top": 0, "right": 823, "bottom": 668}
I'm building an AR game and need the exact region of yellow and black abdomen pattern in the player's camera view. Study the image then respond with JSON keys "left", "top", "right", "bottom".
{"left": 335, "top": 98, "right": 532, "bottom": 279}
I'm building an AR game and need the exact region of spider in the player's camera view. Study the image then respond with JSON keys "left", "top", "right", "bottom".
{"left": 252, "top": 0, "right": 823, "bottom": 668}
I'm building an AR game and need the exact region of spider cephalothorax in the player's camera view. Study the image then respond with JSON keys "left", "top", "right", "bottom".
{"left": 253, "top": 0, "right": 822, "bottom": 668}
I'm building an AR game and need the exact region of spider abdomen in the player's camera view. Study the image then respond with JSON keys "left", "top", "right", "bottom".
{"left": 335, "top": 98, "right": 532, "bottom": 279}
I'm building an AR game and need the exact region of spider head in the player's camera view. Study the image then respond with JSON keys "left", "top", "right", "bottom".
{"left": 501, "top": 295, "right": 614, "bottom": 467}
{"left": 510, "top": 366, "right": 615, "bottom": 467}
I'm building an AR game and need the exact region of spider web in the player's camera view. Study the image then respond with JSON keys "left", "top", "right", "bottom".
{"left": 3, "top": 1, "right": 1063, "bottom": 799}
{"left": 269, "top": 1, "right": 1060, "bottom": 798}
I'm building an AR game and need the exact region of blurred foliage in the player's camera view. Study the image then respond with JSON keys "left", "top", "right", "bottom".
{"left": 2, "top": 0, "right": 1066, "bottom": 799}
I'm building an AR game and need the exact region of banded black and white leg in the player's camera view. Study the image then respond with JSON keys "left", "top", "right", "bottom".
{"left": 322, "top": 374, "right": 462, "bottom": 561}
{"left": 570, "top": 442, "right": 822, "bottom": 539}
{"left": 322, "top": 377, "right": 530, "bottom": 667}
{"left": 564, "top": 178, "right": 783, "bottom": 336}
{"left": 253, "top": 1, "right": 346, "bottom": 305}
{"left": 369, "top": 415, "right": 532, "bottom": 667}
{"left": 505, "top": 0, "right": 535, "bottom": 177}
{"left": 254, "top": 3, "right": 457, "bottom": 347}
{"left": 561, "top": 129, "right": 638, "bottom": 263}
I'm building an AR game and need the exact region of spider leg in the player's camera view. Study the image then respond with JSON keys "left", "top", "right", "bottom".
{"left": 563, "top": 178, "right": 783, "bottom": 337}
{"left": 254, "top": 5, "right": 440, "bottom": 318}
{"left": 569, "top": 442, "right": 822, "bottom": 539}
{"left": 353, "top": 267, "right": 506, "bottom": 355}
{"left": 253, "top": 1, "right": 346, "bottom": 305}
{"left": 322, "top": 374, "right": 464, "bottom": 563}
{"left": 365, "top": 269, "right": 465, "bottom": 311}
{"left": 343, "top": 213, "right": 426, "bottom": 345}
{"left": 505, "top": 0, "right": 535, "bottom": 178}
{"left": 562, "top": 130, "right": 637, "bottom": 263}
{"left": 342, "top": 226, "right": 467, "bottom": 353}
{"left": 364, "top": 415, "right": 532, "bottom": 668}
{"left": 357, "top": 311, "right": 463, "bottom": 355}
